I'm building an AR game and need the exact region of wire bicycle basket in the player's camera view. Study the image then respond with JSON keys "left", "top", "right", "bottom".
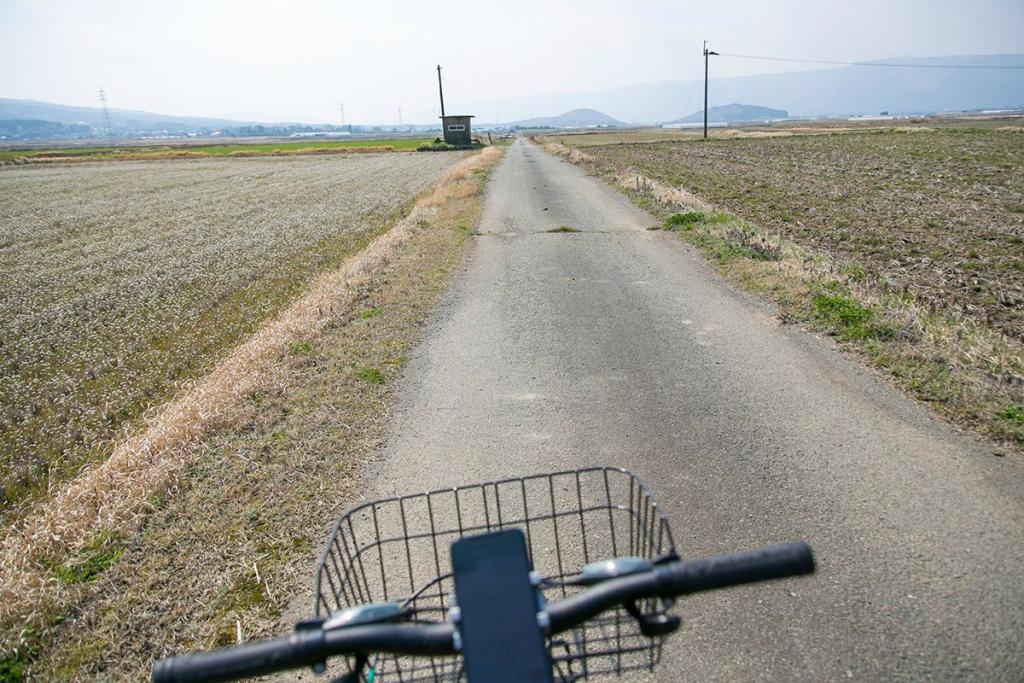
{"left": 315, "top": 466, "right": 677, "bottom": 682}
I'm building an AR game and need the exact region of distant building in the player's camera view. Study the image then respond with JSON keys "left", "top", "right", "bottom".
{"left": 288, "top": 131, "right": 353, "bottom": 138}
{"left": 662, "top": 122, "right": 727, "bottom": 129}
{"left": 441, "top": 115, "right": 473, "bottom": 145}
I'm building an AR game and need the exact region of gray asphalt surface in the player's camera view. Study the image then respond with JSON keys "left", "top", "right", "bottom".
{"left": 363, "top": 138, "right": 1024, "bottom": 681}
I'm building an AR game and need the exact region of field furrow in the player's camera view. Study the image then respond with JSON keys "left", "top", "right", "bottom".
{"left": 0, "top": 153, "right": 464, "bottom": 516}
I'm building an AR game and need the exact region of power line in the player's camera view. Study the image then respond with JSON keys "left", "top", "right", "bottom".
{"left": 715, "top": 52, "right": 1024, "bottom": 70}
{"left": 708, "top": 40, "right": 906, "bottom": 59}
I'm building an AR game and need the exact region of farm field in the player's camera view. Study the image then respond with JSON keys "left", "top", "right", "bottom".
{"left": 0, "top": 152, "right": 464, "bottom": 517}
{"left": 543, "top": 117, "right": 1024, "bottom": 148}
{"left": 544, "top": 127, "right": 797, "bottom": 146}
{"left": 577, "top": 128, "right": 1024, "bottom": 339}
{"left": 547, "top": 126, "right": 1024, "bottom": 445}
{"left": 0, "top": 137, "right": 432, "bottom": 164}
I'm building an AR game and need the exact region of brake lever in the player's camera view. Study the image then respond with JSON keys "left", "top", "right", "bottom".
{"left": 329, "top": 652, "right": 368, "bottom": 683}
{"left": 623, "top": 599, "right": 681, "bottom": 638}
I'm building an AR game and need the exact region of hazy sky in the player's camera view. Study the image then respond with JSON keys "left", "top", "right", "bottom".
{"left": 1, "top": 0, "right": 1022, "bottom": 124}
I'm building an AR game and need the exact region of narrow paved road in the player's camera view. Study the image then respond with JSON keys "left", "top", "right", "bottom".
{"left": 364, "top": 139, "right": 1024, "bottom": 680}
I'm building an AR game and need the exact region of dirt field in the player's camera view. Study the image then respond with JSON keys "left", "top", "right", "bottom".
{"left": 0, "top": 153, "right": 464, "bottom": 517}
{"left": 578, "top": 128, "right": 1024, "bottom": 340}
{"left": 0, "top": 138, "right": 432, "bottom": 165}
{"left": 543, "top": 116, "right": 1023, "bottom": 148}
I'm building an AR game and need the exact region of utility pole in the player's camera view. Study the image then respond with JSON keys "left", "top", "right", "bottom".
{"left": 703, "top": 41, "right": 719, "bottom": 139}
{"left": 434, "top": 63, "right": 446, "bottom": 118}
{"left": 436, "top": 64, "right": 446, "bottom": 118}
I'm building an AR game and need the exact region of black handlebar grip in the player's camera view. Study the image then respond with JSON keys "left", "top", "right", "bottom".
{"left": 152, "top": 630, "right": 325, "bottom": 683}
{"left": 657, "top": 541, "right": 815, "bottom": 596}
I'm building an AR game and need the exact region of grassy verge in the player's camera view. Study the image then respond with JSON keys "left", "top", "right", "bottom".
{"left": 0, "top": 138, "right": 431, "bottom": 164}
{"left": 541, "top": 137, "right": 1023, "bottom": 453}
{"left": 416, "top": 138, "right": 488, "bottom": 152}
{"left": 1, "top": 148, "right": 502, "bottom": 679}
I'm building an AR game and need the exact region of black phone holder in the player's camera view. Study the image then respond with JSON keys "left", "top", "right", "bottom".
{"left": 451, "top": 529, "right": 554, "bottom": 683}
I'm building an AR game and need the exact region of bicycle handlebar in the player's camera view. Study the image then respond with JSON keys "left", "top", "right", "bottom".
{"left": 152, "top": 542, "right": 813, "bottom": 683}
{"left": 152, "top": 624, "right": 455, "bottom": 683}
{"left": 151, "top": 631, "right": 324, "bottom": 683}
{"left": 547, "top": 541, "right": 814, "bottom": 632}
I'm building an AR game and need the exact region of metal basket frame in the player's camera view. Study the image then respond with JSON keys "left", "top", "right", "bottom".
{"left": 315, "top": 466, "right": 677, "bottom": 682}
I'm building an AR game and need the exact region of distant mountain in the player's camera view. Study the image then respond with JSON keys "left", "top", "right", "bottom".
{"left": 472, "top": 54, "right": 1024, "bottom": 123}
{"left": 0, "top": 98, "right": 415, "bottom": 141}
{"left": 668, "top": 103, "right": 787, "bottom": 124}
{"left": 511, "top": 108, "right": 625, "bottom": 129}
{"left": 0, "top": 98, "right": 253, "bottom": 131}
{"left": 0, "top": 119, "right": 92, "bottom": 140}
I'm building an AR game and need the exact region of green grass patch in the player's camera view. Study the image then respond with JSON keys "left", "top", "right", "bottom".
{"left": 0, "top": 628, "right": 38, "bottom": 682}
{"left": 811, "top": 293, "right": 872, "bottom": 336}
{"left": 287, "top": 340, "right": 315, "bottom": 355}
{"left": 662, "top": 211, "right": 732, "bottom": 231}
{"left": 662, "top": 212, "right": 703, "bottom": 231}
{"left": 1, "top": 654, "right": 29, "bottom": 681}
{"left": 811, "top": 291, "right": 892, "bottom": 342}
{"left": 355, "top": 366, "right": 385, "bottom": 384}
{"left": 997, "top": 405, "right": 1024, "bottom": 424}
{"left": 47, "top": 532, "right": 124, "bottom": 585}
{"left": 359, "top": 307, "right": 381, "bottom": 319}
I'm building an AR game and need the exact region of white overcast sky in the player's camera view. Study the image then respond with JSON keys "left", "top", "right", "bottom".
{"left": 1, "top": 0, "right": 1022, "bottom": 124}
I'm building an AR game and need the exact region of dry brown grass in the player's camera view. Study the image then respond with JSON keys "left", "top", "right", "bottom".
{"left": 615, "top": 169, "right": 712, "bottom": 212}
{"left": 0, "top": 147, "right": 501, "bottom": 670}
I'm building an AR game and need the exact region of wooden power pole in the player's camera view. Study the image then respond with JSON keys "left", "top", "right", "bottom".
{"left": 437, "top": 65, "right": 446, "bottom": 118}
{"left": 703, "top": 42, "right": 718, "bottom": 139}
